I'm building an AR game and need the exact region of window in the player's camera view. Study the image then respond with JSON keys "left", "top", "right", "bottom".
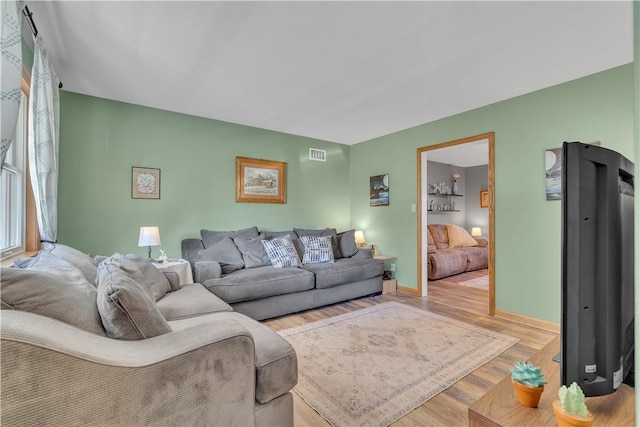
{"left": 0, "top": 90, "right": 28, "bottom": 259}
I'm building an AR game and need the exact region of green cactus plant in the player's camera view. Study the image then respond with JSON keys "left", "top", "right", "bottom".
{"left": 510, "top": 361, "right": 547, "bottom": 388}
{"left": 558, "top": 382, "right": 589, "bottom": 417}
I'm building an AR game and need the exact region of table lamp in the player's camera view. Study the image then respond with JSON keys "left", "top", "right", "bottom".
{"left": 354, "top": 230, "right": 366, "bottom": 247}
{"left": 471, "top": 227, "right": 482, "bottom": 237}
{"left": 138, "top": 226, "right": 161, "bottom": 259}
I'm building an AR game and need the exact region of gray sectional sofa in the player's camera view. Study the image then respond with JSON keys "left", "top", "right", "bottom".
{"left": 182, "top": 227, "right": 385, "bottom": 320}
{"left": 1, "top": 244, "right": 297, "bottom": 426}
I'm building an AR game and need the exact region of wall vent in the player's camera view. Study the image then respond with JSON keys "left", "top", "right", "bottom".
{"left": 309, "top": 148, "right": 327, "bottom": 162}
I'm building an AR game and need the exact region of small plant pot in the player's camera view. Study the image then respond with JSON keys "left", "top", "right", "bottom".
{"left": 512, "top": 380, "right": 544, "bottom": 408}
{"left": 552, "top": 400, "right": 593, "bottom": 427}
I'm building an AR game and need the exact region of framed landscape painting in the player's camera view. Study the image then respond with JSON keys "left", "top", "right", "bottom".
{"left": 132, "top": 167, "right": 160, "bottom": 199}
{"left": 236, "top": 157, "right": 286, "bottom": 204}
{"left": 370, "top": 174, "right": 389, "bottom": 207}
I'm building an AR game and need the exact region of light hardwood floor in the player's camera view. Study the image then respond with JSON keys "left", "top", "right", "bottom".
{"left": 263, "top": 270, "right": 558, "bottom": 427}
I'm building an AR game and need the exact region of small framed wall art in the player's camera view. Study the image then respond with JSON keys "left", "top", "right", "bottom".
{"left": 236, "top": 157, "right": 286, "bottom": 204}
{"left": 132, "top": 167, "right": 161, "bottom": 199}
{"left": 480, "top": 190, "right": 490, "bottom": 208}
{"left": 370, "top": 174, "right": 389, "bottom": 207}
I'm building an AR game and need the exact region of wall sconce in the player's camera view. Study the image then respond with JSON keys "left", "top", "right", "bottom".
{"left": 138, "top": 226, "right": 161, "bottom": 259}
{"left": 354, "top": 230, "right": 366, "bottom": 247}
{"left": 471, "top": 227, "right": 482, "bottom": 237}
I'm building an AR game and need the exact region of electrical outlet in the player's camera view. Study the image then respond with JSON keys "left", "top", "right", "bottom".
{"left": 390, "top": 263, "right": 396, "bottom": 272}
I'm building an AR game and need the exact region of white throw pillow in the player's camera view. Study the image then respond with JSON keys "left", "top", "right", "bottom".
{"left": 261, "top": 235, "right": 301, "bottom": 268}
{"left": 300, "top": 235, "right": 335, "bottom": 264}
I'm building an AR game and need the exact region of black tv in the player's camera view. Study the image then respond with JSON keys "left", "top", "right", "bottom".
{"left": 561, "top": 141, "right": 634, "bottom": 397}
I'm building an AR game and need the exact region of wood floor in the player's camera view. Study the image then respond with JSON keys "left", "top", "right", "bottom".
{"left": 263, "top": 270, "right": 558, "bottom": 427}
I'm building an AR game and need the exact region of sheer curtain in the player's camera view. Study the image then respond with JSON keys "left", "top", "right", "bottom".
{"left": 1, "top": 0, "right": 24, "bottom": 171}
{"left": 28, "top": 34, "right": 60, "bottom": 244}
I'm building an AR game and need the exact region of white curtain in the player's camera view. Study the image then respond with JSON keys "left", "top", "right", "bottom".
{"left": 28, "top": 35, "right": 60, "bottom": 244}
{"left": 1, "top": 0, "right": 24, "bottom": 171}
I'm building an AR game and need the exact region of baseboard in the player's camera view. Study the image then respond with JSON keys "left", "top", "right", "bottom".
{"left": 494, "top": 309, "right": 560, "bottom": 333}
{"left": 396, "top": 284, "right": 420, "bottom": 296}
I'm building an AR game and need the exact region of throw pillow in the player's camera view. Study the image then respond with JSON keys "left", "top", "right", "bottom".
{"left": 104, "top": 253, "right": 171, "bottom": 301}
{"left": 1, "top": 252, "right": 106, "bottom": 336}
{"left": 294, "top": 227, "right": 341, "bottom": 258}
{"left": 200, "top": 226, "right": 259, "bottom": 248}
{"left": 42, "top": 243, "right": 99, "bottom": 286}
{"left": 198, "top": 236, "right": 245, "bottom": 274}
{"left": 447, "top": 224, "right": 478, "bottom": 248}
{"left": 234, "top": 234, "right": 270, "bottom": 268}
{"left": 336, "top": 229, "right": 358, "bottom": 258}
{"left": 261, "top": 235, "right": 301, "bottom": 268}
{"left": 300, "top": 235, "right": 335, "bottom": 264}
{"left": 96, "top": 261, "right": 172, "bottom": 340}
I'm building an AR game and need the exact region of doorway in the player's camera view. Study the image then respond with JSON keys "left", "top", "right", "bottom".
{"left": 416, "top": 132, "right": 495, "bottom": 315}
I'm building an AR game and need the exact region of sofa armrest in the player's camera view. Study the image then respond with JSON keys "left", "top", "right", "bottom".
{"left": 474, "top": 237, "right": 489, "bottom": 247}
{"left": 1, "top": 310, "right": 256, "bottom": 426}
{"left": 350, "top": 247, "right": 373, "bottom": 260}
{"left": 193, "top": 260, "right": 222, "bottom": 283}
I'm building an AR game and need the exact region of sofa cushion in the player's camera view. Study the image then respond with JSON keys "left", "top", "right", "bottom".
{"left": 300, "top": 235, "right": 334, "bottom": 265}
{"left": 447, "top": 224, "right": 478, "bottom": 248}
{"left": 104, "top": 253, "right": 171, "bottom": 301}
{"left": 426, "top": 229, "right": 438, "bottom": 253}
{"left": 169, "top": 311, "right": 297, "bottom": 404}
{"left": 96, "top": 262, "right": 172, "bottom": 340}
{"left": 294, "top": 227, "right": 340, "bottom": 258}
{"left": 336, "top": 229, "right": 358, "bottom": 258}
{"left": 198, "top": 236, "right": 245, "bottom": 274}
{"left": 234, "top": 234, "right": 270, "bottom": 268}
{"left": 156, "top": 283, "right": 233, "bottom": 321}
{"left": 262, "top": 235, "right": 301, "bottom": 268}
{"left": 200, "top": 226, "right": 259, "bottom": 248}
{"left": 44, "top": 243, "right": 98, "bottom": 285}
{"left": 427, "top": 224, "right": 450, "bottom": 250}
{"left": 454, "top": 246, "right": 489, "bottom": 271}
{"left": 301, "top": 257, "right": 384, "bottom": 289}
{"left": 203, "top": 266, "right": 314, "bottom": 303}
{"left": 427, "top": 248, "right": 468, "bottom": 280}
{"left": 0, "top": 252, "right": 106, "bottom": 336}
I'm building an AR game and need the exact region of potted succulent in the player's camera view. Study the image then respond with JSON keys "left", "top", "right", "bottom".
{"left": 552, "top": 382, "right": 593, "bottom": 427}
{"left": 510, "top": 361, "right": 546, "bottom": 407}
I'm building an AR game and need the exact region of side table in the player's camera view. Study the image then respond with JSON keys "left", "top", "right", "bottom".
{"left": 374, "top": 254, "right": 397, "bottom": 294}
{"left": 152, "top": 259, "right": 194, "bottom": 286}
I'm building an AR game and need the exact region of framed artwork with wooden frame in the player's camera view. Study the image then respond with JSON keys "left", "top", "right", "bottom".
{"left": 236, "top": 157, "right": 286, "bottom": 204}
{"left": 132, "top": 167, "right": 160, "bottom": 199}
{"left": 480, "top": 190, "right": 490, "bottom": 208}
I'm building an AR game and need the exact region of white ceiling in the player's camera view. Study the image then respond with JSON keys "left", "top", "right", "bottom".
{"left": 25, "top": 1, "right": 634, "bottom": 145}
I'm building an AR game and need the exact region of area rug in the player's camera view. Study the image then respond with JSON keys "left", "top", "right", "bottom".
{"left": 278, "top": 301, "right": 517, "bottom": 427}
{"left": 460, "top": 275, "right": 489, "bottom": 289}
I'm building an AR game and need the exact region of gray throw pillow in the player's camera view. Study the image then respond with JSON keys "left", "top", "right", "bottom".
{"left": 234, "top": 234, "right": 270, "bottom": 268}
{"left": 198, "top": 236, "right": 245, "bottom": 274}
{"left": 200, "top": 226, "right": 259, "bottom": 248}
{"left": 294, "top": 227, "right": 341, "bottom": 258}
{"left": 104, "top": 253, "right": 171, "bottom": 301}
{"left": 1, "top": 252, "right": 106, "bottom": 336}
{"left": 261, "top": 235, "right": 301, "bottom": 268}
{"left": 42, "top": 243, "right": 99, "bottom": 286}
{"left": 337, "top": 229, "right": 358, "bottom": 258}
{"left": 96, "top": 261, "right": 172, "bottom": 340}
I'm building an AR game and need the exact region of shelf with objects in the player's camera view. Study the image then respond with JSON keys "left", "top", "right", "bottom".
{"left": 427, "top": 193, "right": 463, "bottom": 212}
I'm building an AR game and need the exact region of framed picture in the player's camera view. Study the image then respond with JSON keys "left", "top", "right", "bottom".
{"left": 132, "top": 167, "right": 160, "bottom": 199}
{"left": 370, "top": 174, "right": 389, "bottom": 207}
{"left": 480, "top": 190, "right": 490, "bottom": 208}
{"left": 545, "top": 147, "right": 562, "bottom": 201}
{"left": 236, "top": 157, "right": 286, "bottom": 204}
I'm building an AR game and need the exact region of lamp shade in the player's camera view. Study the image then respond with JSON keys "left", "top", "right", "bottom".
{"left": 354, "top": 230, "right": 366, "bottom": 246}
{"left": 138, "top": 226, "right": 161, "bottom": 247}
{"left": 471, "top": 227, "right": 482, "bottom": 237}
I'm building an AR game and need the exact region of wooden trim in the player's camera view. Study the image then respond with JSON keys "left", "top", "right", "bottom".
{"left": 494, "top": 309, "right": 560, "bottom": 333}
{"left": 396, "top": 284, "right": 420, "bottom": 296}
{"left": 416, "top": 132, "right": 495, "bottom": 316}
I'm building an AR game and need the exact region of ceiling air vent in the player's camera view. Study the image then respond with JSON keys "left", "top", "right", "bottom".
{"left": 309, "top": 148, "right": 327, "bottom": 162}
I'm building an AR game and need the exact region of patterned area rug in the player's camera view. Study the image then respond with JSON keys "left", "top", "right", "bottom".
{"left": 278, "top": 302, "right": 517, "bottom": 427}
{"left": 460, "top": 275, "right": 489, "bottom": 289}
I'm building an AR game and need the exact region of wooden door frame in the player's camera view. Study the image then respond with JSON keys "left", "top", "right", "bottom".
{"left": 416, "top": 132, "right": 495, "bottom": 315}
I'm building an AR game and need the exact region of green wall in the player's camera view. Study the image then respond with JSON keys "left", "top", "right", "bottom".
{"left": 350, "top": 64, "right": 635, "bottom": 323}
{"left": 58, "top": 92, "right": 351, "bottom": 258}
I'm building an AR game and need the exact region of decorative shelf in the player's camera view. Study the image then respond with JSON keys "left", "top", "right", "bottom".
{"left": 427, "top": 209, "right": 461, "bottom": 212}
{"left": 427, "top": 193, "right": 463, "bottom": 197}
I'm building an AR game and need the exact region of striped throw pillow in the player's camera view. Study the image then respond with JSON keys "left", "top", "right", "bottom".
{"left": 261, "top": 235, "right": 301, "bottom": 268}
{"left": 300, "top": 235, "right": 335, "bottom": 264}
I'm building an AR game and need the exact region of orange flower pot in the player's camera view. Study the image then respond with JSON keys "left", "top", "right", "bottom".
{"left": 512, "top": 380, "right": 544, "bottom": 408}
{"left": 552, "top": 400, "right": 593, "bottom": 427}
